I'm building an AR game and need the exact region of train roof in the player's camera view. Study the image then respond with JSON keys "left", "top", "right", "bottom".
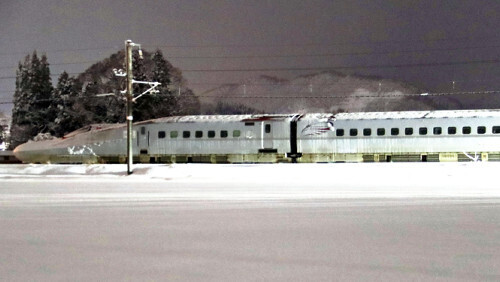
{"left": 63, "top": 123, "right": 125, "bottom": 138}
{"left": 136, "top": 113, "right": 333, "bottom": 124}
{"left": 333, "top": 109, "right": 500, "bottom": 120}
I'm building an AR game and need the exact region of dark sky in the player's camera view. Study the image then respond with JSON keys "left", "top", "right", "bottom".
{"left": 1, "top": 0, "right": 499, "bottom": 113}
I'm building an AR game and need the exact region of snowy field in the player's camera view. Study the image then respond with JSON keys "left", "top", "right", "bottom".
{"left": 1, "top": 163, "right": 500, "bottom": 281}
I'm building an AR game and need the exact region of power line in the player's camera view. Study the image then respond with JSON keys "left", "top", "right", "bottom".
{"left": 0, "top": 46, "right": 121, "bottom": 57}
{"left": 0, "top": 57, "right": 498, "bottom": 81}
{"left": 2, "top": 43, "right": 497, "bottom": 73}
{"left": 0, "top": 72, "right": 85, "bottom": 80}
{"left": 1, "top": 90, "right": 499, "bottom": 105}
{"left": 0, "top": 60, "right": 101, "bottom": 71}
{"left": 1, "top": 44, "right": 492, "bottom": 70}
{"left": 146, "top": 35, "right": 500, "bottom": 49}
{"left": 1, "top": 35, "right": 498, "bottom": 57}
{"left": 182, "top": 58, "right": 500, "bottom": 73}
{"left": 165, "top": 44, "right": 500, "bottom": 60}
{"left": 197, "top": 90, "right": 500, "bottom": 99}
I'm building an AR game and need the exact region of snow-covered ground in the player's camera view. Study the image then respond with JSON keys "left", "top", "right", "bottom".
{"left": 1, "top": 162, "right": 500, "bottom": 202}
{"left": 1, "top": 163, "right": 499, "bottom": 281}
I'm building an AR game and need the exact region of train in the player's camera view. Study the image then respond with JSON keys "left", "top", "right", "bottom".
{"left": 13, "top": 109, "right": 500, "bottom": 164}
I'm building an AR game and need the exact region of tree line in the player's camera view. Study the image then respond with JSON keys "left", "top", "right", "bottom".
{"left": 9, "top": 49, "right": 201, "bottom": 149}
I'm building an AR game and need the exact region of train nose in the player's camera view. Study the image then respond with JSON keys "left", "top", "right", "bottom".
{"left": 13, "top": 143, "right": 30, "bottom": 163}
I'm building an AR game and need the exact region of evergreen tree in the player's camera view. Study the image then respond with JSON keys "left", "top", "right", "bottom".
{"left": 11, "top": 55, "right": 31, "bottom": 129}
{"left": 149, "top": 50, "right": 178, "bottom": 118}
{"left": 70, "top": 49, "right": 200, "bottom": 125}
{"left": 50, "top": 71, "right": 82, "bottom": 137}
{"left": 132, "top": 51, "right": 153, "bottom": 121}
{"left": 75, "top": 53, "right": 126, "bottom": 125}
{"left": 81, "top": 81, "right": 107, "bottom": 123}
{"left": 10, "top": 51, "right": 54, "bottom": 148}
{"left": 30, "top": 52, "right": 54, "bottom": 127}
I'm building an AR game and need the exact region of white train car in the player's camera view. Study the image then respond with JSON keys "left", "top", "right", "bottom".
{"left": 297, "top": 109, "right": 500, "bottom": 162}
{"left": 136, "top": 114, "right": 293, "bottom": 163}
{"left": 13, "top": 123, "right": 126, "bottom": 164}
{"left": 13, "top": 114, "right": 297, "bottom": 164}
{"left": 13, "top": 109, "right": 500, "bottom": 164}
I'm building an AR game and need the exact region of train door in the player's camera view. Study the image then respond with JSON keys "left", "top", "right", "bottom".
{"left": 262, "top": 122, "right": 273, "bottom": 149}
{"left": 138, "top": 126, "right": 149, "bottom": 154}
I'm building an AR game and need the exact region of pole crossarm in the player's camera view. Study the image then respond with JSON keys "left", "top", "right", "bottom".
{"left": 132, "top": 81, "right": 161, "bottom": 102}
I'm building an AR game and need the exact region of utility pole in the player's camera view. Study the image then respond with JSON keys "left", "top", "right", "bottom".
{"left": 116, "top": 40, "right": 160, "bottom": 175}
{"left": 125, "top": 40, "right": 134, "bottom": 175}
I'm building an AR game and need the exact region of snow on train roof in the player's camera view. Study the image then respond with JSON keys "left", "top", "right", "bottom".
{"left": 63, "top": 123, "right": 125, "bottom": 138}
{"left": 137, "top": 114, "right": 325, "bottom": 124}
{"left": 334, "top": 109, "right": 500, "bottom": 120}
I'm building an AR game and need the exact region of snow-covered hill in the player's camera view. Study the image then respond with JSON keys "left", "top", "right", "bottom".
{"left": 200, "top": 71, "right": 432, "bottom": 113}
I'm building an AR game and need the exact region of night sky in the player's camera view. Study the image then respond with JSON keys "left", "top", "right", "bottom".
{"left": 1, "top": 0, "right": 499, "bottom": 113}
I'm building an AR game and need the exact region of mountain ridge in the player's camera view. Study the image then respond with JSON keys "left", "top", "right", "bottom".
{"left": 200, "top": 71, "right": 434, "bottom": 113}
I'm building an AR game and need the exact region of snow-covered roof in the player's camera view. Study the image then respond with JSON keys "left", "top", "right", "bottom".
{"left": 425, "top": 109, "right": 500, "bottom": 118}
{"left": 137, "top": 114, "right": 297, "bottom": 124}
{"left": 334, "top": 109, "right": 500, "bottom": 120}
{"left": 63, "top": 124, "right": 125, "bottom": 138}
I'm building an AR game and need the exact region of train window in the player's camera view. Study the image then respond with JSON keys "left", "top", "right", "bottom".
{"left": 183, "top": 131, "right": 190, "bottom": 138}
{"left": 419, "top": 127, "right": 427, "bottom": 135}
{"left": 195, "top": 131, "right": 203, "bottom": 138}
{"left": 433, "top": 127, "right": 442, "bottom": 135}
{"left": 158, "top": 131, "right": 166, "bottom": 139}
{"left": 245, "top": 122, "right": 255, "bottom": 126}
{"left": 363, "top": 128, "right": 371, "bottom": 136}
{"left": 349, "top": 129, "right": 358, "bottom": 136}
{"left": 391, "top": 128, "right": 399, "bottom": 136}
{"left": 170, "top": 131, "right": 178, "bottom": 138}
{"left": 493, "top": 126, "right": 500, "bottom": 134}
{"left": 336, "top": 129, "right": 344, "bottom": 137}
{"left": 208, "top": 131, "right": 216, "bottom": 138}
{"left": 233, "top": 130, "right": 241, "bottom": 137}
{"left": 140, "top": 127, "right": 146, "bottom": 135}
{"left": 265, "top": 124, "right": 271, "bottom": 133}
{"left": 448, "top": 127, "right": 457, "bottom": 135}
{"left": 221, "top": 130, "right": 228, "bottom": 138}
{"left": 462, "top": 126, "right": 471, "bottom": 134}
{"left": 377, "top": 128, "right": 385, "bottom": 136}
{"left": 405, "top": 128, "right": 413, "bottom": 135}
{"left": 477, "top": 126, "right": 486, "bottom": 134}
